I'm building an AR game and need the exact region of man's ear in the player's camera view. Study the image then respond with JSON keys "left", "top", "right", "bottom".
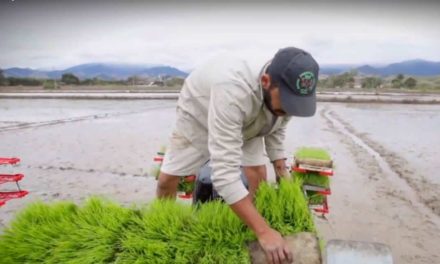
{"left": 261, "top": 73, "right": 271, "bottom": 91}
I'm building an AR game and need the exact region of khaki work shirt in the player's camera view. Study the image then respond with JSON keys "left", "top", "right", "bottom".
{"left": 175, "top": 55, "right": 290, "bottom": 204}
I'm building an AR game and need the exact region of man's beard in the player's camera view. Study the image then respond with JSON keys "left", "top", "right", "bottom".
{"left": 263, "top": 88, "right": 276, "bottom": 116}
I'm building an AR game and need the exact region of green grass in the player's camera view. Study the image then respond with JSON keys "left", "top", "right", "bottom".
{"left": 0, "top": 179, "right": 315, "bottom": 264}
{"left": 295, "top": 147, "right": 331, "bottom": 161}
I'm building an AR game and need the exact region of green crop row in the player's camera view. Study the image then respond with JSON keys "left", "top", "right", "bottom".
{"left": 0, "top": 178, "right": 315, "bottom": 264}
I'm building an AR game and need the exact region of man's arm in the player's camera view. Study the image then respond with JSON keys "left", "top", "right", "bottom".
{"left": 230, "top": 196, "right": 292, "bottom": 264}
{"left": 265, "top": 117, "right": 291, "bottom": 180}
{"left": 207, "top": 86, "right": 248, "bottom": 205}
{"left": 208, "top": 86, "right": 292, "bottom": 264}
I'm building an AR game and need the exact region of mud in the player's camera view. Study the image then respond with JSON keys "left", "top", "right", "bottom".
{"left": 328, "top": 110, "right": 440, "bottom": 217}
{"left": 0, "top": 99, "right": 439, "bottom": 263}
{"left": 2, "top": 91, "right": 440, "bottom": 104}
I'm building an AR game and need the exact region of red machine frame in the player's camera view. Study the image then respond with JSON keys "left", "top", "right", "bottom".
{"left": 0, "top": 157, "right": 29, "bottom": 207}
{"left": 292, "top": 159, "right": 334, "bottom": 216}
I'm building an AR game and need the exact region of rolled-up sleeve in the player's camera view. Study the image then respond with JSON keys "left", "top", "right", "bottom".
{"left": 208, "top": 84, "right": 249, "bottom": 205}
{"left": 264, "top": 117, "right": 291, "bottom": 162}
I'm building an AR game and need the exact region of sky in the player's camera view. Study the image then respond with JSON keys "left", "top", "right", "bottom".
{"left": 0, "top": 0, "right": 439, "bottom": 71}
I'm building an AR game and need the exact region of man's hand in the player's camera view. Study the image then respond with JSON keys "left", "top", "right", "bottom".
{"left": 257, "top": 228, "right": 293, "bottom": 264}
{"left": 272, "top": 159, "right": 291, "bottom": 181}
{"left": 230, "top": 196, "right": 293, "bottom": 264}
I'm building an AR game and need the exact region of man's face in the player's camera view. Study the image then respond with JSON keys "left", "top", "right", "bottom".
{"left": 263, "top": 85, "right": 287, "bottom": 116}
{"left": 261, "top": 75, "right": 287, "bottom": 117}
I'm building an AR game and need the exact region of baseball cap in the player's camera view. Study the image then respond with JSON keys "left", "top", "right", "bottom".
{"left": 267, "top": 47, "right": 319, "bottom": 117}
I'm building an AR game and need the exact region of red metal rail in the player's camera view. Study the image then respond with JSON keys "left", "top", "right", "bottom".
{"left": 0, "top": 190, "right": 29, "bottom": 207}
{"left": 292, "top": 166, "right": 334, "bottom": 176}
{"left": 0, "top": 157, "right": 20, "bottom": 166}
{"left": 313, "top": 197, "right": 329, "bottom": 214}
{"left": 0, "top": 174, "right": 24, "bottom": 185}
{"left": 0, "top": 157, "right": 28, "bottom": 207}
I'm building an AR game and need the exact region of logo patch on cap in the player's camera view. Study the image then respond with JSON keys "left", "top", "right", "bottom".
{"left": 296, "top": 71, "right": 316, "bottom": 95}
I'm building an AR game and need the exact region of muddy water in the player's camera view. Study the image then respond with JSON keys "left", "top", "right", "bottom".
{"left": 329, "top": 103, "right": 440, "bottom": 184}
{"left": 0, "top": 99, "right": 176, "bottom": 174}
{"left": 0, "top": 99, "right": 174, "bottom": 124}
{"left": 0, "top": 99, "right": 438, "bottom": 201}
{"left": 1, "top": 99, "right": 439, "bottom": 263}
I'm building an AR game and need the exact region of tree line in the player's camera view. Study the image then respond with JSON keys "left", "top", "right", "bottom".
{"left": 0, "top": 70, "right": 184, "bottom": 88}
{"left": 317, "top": 71, "right": 418, "bottom": 89}
{"left": 0, "top": 71, "right": 138, "bottom": 87}
{"left": 0, "top": 68, "right": 428, "bottom": 90}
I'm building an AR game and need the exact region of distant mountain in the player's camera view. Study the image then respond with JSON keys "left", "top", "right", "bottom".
{"left": 4, "top": 67, "right": 51, "bottom": 79}
{"left": 369, "top": 59, "right": 440, "bottom": 76}
{"left": 2, "top": 63, "right": 188, "bottom": 80}
{"left": 356, "top": 65, "right": 379, "bottom": 75}
{"left": 319, "top": 64, "right": 358, "bottom": 75}
{"left": 3, "top": 59, "right": 440, "bottom": 79}
{"left": 320, "top": 59, "right": 440, "bottom": 76}
{"left": 319, "top": 59, "right": 440, "bottom": 76}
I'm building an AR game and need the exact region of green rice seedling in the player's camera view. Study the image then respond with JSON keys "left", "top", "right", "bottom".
{"left": 295, "top": 147, "right": 331, "bottom": 161}
{"left": 0, "top": 178, "right": 318, "bottom": 264}
{"left": 178, "top": 201, "right": 251, "bottom": 264}
{"left": 306, "top": 191, "right": 326, "bottom": 205}
{"left": 48, "top": 197, "right": 133, "bottom": 264}
{"left": 178, "top": 175, "right": 196, "bottom": 194}
{"left": 254, "top": 181, "right": 285, "bottom": 231}
{"left": 115, "top": 199, "right": 194, "bottom": 264}
{"left": 255, "top": 178, "right": 316, "bottom": 236}
{"left": 293, "top": 171, "right": 330, "bottom": 189}
{"left": 277, "top": 178, "right": 316, "bottom": 234}
{"left": 0, "top": 201, "right": 78, "bottom": 264}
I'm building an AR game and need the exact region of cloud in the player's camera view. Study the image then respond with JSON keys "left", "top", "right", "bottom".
{"left": 0, "top": 0, "right": 439, "bottom": 69}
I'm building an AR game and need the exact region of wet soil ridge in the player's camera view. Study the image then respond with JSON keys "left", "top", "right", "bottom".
{"left": 322, "top": 108, "right": 440, "bottom": 219}
{"left": 329, "top": 112, "right": 440, "bottom": 217}
{"left": 0, "top": 92, "right": 179, "bottom": 100}
{"left": 1, "top": 92, "right": 440, "bottom": 104}
{"left": 28, "top": 164, "right": 146, "bottom": 178}
{"left": 0, "top": 105, "right": 173, "bottom": 133}
{"left": 320, "top": 107, "right": 440, "bottom": 263}
{"left": 318, "top": 95, "right": 439, "bottom": 105}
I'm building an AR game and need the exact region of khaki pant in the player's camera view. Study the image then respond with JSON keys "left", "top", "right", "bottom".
{"left": 161, "top": 131, "right": 267, "bottom": 176}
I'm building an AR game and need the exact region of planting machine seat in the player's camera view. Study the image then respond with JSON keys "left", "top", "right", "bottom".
{"left": 0, "top": 157, "right": 29, "bottom": 207}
